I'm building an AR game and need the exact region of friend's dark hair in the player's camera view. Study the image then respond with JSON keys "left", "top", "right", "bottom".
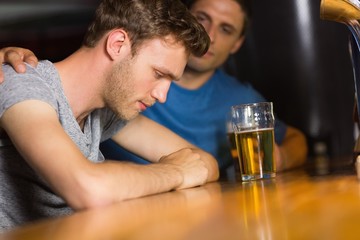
{"left": 83, "top": 0, "right": 210, "bottom": 57}
{"left": 182, "top": 0, "right": 252, "bottom": 37}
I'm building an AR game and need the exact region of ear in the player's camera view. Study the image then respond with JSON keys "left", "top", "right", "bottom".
{"left": 230, "top": 36, "right": 245, "bottom": 54}
{"left": 105, "top": 29, "right": 128, "bottom": 60}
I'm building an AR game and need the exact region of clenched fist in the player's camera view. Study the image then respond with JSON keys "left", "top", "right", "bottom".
{"left": 159, "top": 148, "right": 209, "bottom": 189}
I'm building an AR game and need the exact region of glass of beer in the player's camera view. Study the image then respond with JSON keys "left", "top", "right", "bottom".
{"left": 231, "top": 102, "right": 276, "bottom": 181}
{"left": 226, "top": 113, "right": 241, "bottom": 180}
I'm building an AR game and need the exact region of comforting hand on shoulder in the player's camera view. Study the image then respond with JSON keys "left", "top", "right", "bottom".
{"left": 0, "top": 47, "right": 38, "bottom": 83}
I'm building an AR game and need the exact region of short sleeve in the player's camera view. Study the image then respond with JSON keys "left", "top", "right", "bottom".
{"left": 0, "top": 64, "right": 57, "bottom": 118}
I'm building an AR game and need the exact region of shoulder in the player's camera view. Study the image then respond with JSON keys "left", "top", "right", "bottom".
{"left": 1, "top": 61, "right": 56, "bottom": 94}
{"left": 213, "top": 69, "right": 265, "bottom": 101}
{"left": 0, "top": 61, "right": 58, "bottom": 117}
{"left": 2, "top": 60, "right": 54, "bottom": 83}
{"left": 214, "top": 69, "right": 250, "bottom": 89}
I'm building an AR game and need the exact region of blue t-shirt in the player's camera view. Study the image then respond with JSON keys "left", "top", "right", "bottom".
{"left": 100, "top": 69, "right": 287, "bottom": 170}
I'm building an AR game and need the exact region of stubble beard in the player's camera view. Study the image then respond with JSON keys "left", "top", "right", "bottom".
{"left": 104, "top": 58, "right": 138, "bottom": 121}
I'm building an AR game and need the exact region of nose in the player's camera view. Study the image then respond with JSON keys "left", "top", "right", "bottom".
{"left": 205, "top": 25, "right": 216, "bottom": 43}
{"left": 151, "top": 80, "right": 171, "bottom": 103}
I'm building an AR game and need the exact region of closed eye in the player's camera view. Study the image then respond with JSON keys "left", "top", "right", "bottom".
{"left": 154, "top": 71, "right": 163, "bottom": 79}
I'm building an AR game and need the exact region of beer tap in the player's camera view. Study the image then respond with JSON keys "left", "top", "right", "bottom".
{"left": 320, "top": 0, "right": 360, "bottom": 161}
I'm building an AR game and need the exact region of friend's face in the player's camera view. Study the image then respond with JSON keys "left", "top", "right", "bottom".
{"left": 104, "top": 36, "right": 187, "bottom": 120}
{"left": 187, "top": 0, "right": 245, "bottom": 73}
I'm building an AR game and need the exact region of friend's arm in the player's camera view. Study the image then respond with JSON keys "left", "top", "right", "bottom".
{"left": 275, "top": 125, "right": 308, "bottom": 171}
{"left": 0, "top": 101, "right": 217, "bottom": 211}
{"left": 0, "top": 47, "right": 38, "bottom": 83}
{"left": 111, "top": 114, "right": 220, "bottom": 185}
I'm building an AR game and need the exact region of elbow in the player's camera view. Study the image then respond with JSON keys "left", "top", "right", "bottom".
{"left": 298, "top": 133, "right": 309, "bottom": 163}
{"left": 70, "top": 193, "right": 113, "bottom": 212}
{"left": 286, "top": 127, "right": 309, "bottom": 165}
{"left": 66, "top": 186, "right": 114, "bottom": 211}
{"left": 62, "top": 174, "right": 119, "bottom": 211}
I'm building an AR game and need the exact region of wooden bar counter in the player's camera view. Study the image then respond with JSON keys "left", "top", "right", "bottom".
{"left": 1, "top": 156, "right": 360, "bottom": 240}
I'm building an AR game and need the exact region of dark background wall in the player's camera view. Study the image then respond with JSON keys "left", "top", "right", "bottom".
{"left": 0, "top": 0, "right": 99, "bottom": 61}
{"left": 1, "top": 0, "right": 356, "bottom": 160}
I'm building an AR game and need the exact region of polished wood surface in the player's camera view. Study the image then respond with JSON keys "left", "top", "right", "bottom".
{"left": 1, "top": 157, "right": 360, "bottom": 240}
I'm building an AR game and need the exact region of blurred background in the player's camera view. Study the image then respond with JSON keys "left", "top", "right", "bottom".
{"left": 0, "top": 0, "right": 98, "bottom": 61}
{"left": 0, "top": 0, "right": 356, "bottom": 161}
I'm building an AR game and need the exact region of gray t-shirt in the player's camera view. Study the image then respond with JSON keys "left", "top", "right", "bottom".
{"left": 0, "top": 61, "right": 127, "bottom": 231}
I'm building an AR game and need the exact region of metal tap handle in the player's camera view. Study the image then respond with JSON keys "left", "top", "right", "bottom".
{"left": 320, "top": 0, "right": 360, "bottom": 159}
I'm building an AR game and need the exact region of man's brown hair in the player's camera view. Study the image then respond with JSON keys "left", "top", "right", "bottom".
{"left": 83, "top": 0, "right": 210, "bottom": 57}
